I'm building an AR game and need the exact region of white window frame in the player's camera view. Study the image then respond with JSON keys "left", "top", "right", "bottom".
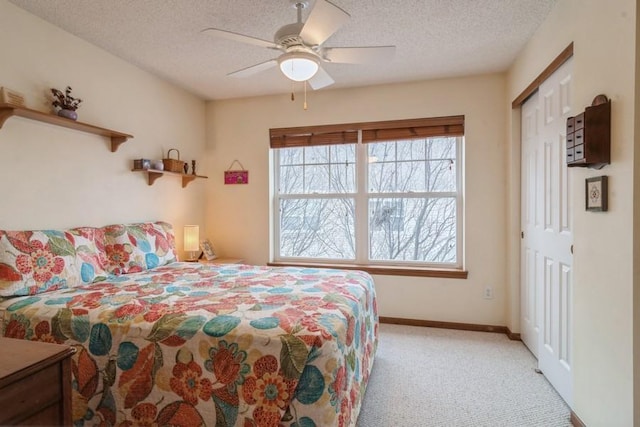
{"left": 272, "top": 132, "right": 464, "bottom": 269}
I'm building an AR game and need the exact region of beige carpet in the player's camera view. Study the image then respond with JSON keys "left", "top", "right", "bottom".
{"left": 357, "top": 323, "right": 572, "bottom": 426}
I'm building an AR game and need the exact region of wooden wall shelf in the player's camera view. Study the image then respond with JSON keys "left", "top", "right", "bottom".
{"left": 132, "top": 168, "right": 208, "bottom": 188}
{"left": 566, "top": 95, "right": 610, "bottom": 169}
{"left": 0, "top": 103, "right": 133, "bottom": 152}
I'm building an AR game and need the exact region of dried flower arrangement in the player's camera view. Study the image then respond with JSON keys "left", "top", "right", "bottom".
{"left": 51, "top": 86, "right": 82, "bottom": 111}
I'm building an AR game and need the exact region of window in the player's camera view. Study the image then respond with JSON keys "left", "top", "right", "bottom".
{"left": 271, "top": 116, "right": 464, "bottom": 270}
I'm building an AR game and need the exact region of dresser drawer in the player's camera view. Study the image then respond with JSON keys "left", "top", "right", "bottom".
{"left": 566, "top": 147, "right": 574, "bottom": 163}
{"left": 566, "top": 132, "right": 575, "bottom": 148}
{"left": 573, "top": 144, "right": 585, "bottom": 162}
{"left": 0, "top": 338, "right": 73, "bottom": 426}
{"left": 20, "top": 404, "right": 62, "bottom": 426}
{"left": 573, "top": 128, "right": 584, "bottom": 147}
{"left": 0, "top": 363, "right": 61, "bottom": 424}
{"left": 573, "top": 112, "right": 585, "bottom": 130}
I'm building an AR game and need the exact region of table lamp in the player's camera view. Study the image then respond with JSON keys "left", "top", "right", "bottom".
{"left": 183, "top": 225, "right": 200, "bottom": 262}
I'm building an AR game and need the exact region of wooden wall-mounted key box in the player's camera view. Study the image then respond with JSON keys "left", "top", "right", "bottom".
{"left": 566, "top": 94, "right": 611, "bottom": 169}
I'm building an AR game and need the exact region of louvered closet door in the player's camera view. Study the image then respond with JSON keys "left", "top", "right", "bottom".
{"left": 520, "top": 57, "right": 573, "bottom": 406}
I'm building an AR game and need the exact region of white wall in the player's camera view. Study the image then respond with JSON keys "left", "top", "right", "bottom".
{"left": 205, "top": 74, "right": 508, "bottom": 326}
{"left": 507, "top": 0, "right": 637, "bottom": 424}
{"left": 0, "top": 1, "right": 207, "bottom": 259}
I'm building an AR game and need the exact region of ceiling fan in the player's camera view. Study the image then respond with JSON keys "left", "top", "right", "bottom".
{"left": 201, "top": 0, "right": 395, "bottom": 90}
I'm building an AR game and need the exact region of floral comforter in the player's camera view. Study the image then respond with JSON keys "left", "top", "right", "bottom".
{"left": 0, "top": 263, "right": 378, "bottom": 427}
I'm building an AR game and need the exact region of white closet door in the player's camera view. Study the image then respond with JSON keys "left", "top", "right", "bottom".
{"left": 520, "top": 57, "right": 573, "bottom": 406}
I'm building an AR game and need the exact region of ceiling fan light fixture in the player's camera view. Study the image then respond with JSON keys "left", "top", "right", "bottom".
{"left": 278, "top": 52, "right": 319, "bottom": 82}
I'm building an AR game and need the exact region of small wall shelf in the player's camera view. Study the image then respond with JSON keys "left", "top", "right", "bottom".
{"left": 0, "top": 103, "right": 133, "bottom": 152}
{"left": 566, "top": 95, "right": 610, "bottom": 169}
{"left": 132, "top": 168, "right": 208, "bottom": 188}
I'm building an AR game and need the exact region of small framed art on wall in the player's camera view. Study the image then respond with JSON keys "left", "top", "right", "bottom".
{"left": 585, "top": 175, "right": 608, "bottom": 212}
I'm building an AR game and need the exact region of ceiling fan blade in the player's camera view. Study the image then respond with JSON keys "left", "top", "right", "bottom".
{"left": 201, "top": 27, "right": 278, "bottom": 49}
{"left": 308, "top": 66, "right": 335, "bottom": 90}
{"left": 324, "top": 46, "right": 396, "bottom": 64}
{"left": 300, "top": 0, "right": 350, "bottom": 47}
{"left": 227, "top": 59, "right": 278, "bottom": 78}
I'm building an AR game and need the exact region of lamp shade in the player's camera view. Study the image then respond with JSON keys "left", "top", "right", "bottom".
{"left": 183, "top": 225, "right": 200, "bottom": 252}
{"left": 278, "top": 52, "right": 319, "bottom": 82}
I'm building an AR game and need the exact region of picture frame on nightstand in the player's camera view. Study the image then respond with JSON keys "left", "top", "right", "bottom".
{"left": 200, "top": 239, "right": 217, "bottom": 260}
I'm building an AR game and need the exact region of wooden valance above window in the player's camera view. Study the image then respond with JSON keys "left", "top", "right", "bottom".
{"left": 269, "top": 115, "right": 465, "bottom": 148}
{"left": 361, "top": 117, "right": 464, "bottom": 143}
{"left": 269, "top": 128, "right": 358, "bottom": 148}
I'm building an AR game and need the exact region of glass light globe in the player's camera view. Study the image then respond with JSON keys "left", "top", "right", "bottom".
{"left": 278, "top": 53, "right": 319, "bottom": 82}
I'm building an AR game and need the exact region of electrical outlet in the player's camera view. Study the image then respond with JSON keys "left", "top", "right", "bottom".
{"left": 484, "top": 286, "right": 494, "bottom": 299}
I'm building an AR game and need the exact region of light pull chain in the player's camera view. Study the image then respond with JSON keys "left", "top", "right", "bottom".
{"left": 303, "top": 80, "right": 308, "bottom": 110}
{"left": 289, "top": 80, "right": 309, "bottom": 110}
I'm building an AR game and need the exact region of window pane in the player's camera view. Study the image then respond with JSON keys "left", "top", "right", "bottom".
{"left": 280, "top": 147, "right": 303, "bottom": 165}
{"left": 427, "top": 137, "right": 456, "bottom": 159}
{"left": 304, "top": 165, "right": 330, "bottom": 193}
{"left": 396, "top": 140, "right": 414, "bottom": 161}
{"left": 368, "top": 138, "right": 458, "bottom": 194}
{"left": 331, "top": 144, "right": 355, "bottom": 164}
{"left": 280, "top": 198, "right": 355, "bottom": 259}
{"left": 279, "top": 146, "right": 355, "bottom": 195}
{"left": 305, "top": 146, "right": 329, "bottom": 164}
{"left": 409, "top": 139, "right": 427, "bottom": 159}
{"left": 368, "top": 142, "right": 395, "bottom": 162}
{"left": 279, "top": 165, "right": 304, "bottom": 194}
{"left": 330, "top": 144, "right": 356, "bottom": 192}
{"left": 368, "top": 161, "right": 397, "bottom": 192}
{"left": 331, "top": 162, "right": 356, "bottom": 193}
{"left": 369, "top": 197, "right": 457, "bottom": 263}
{"left": 426, "top": 160, "right": 457, "bottom": 192}
{"left": 397, "top": 161, "right": 426, "bottom": 192}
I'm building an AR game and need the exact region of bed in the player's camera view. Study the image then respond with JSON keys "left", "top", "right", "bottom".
{"left": 0, "top": 222, "right": 378, "bottom": 427}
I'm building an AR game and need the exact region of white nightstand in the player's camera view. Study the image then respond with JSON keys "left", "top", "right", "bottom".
{"left": 198, "top": 258, "right": 244, "bottom": 265}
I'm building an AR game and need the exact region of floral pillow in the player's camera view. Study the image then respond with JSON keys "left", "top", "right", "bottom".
{"left": 67, "top": 226, "right": 109, "bottom": 281}
{"left": 102, "top": 221, "right": 177, "bottom": 275}
{"left": 0, "top": 227, "right": 108, "bottom": 297}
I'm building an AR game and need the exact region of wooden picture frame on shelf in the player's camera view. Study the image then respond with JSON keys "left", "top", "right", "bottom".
{"left": 200, "top": 239, "right": 217, "bottom": 260}
{"left": 585, "top": 175, "right": 608, "bottom": 212}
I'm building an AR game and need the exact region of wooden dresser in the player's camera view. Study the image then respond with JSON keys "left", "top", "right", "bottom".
{"left": 0, "top": 338, "right": 75, "bottom": 426}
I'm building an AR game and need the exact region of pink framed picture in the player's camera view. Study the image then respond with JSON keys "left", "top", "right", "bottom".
{"left": 224, "top": 170, "right": 248, "bottom": 185}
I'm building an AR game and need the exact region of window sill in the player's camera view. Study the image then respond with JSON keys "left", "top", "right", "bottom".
{"left": 267, "top": 262, "right": 468, "bottom": 279}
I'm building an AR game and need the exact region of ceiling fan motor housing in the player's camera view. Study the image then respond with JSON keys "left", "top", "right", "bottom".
{"left": 274, "top": 22, "right": 307, "bottom": 49}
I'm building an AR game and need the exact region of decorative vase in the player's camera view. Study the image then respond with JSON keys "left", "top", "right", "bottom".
{"left": 58, "top": 109, "right": 77, "bottom": 121}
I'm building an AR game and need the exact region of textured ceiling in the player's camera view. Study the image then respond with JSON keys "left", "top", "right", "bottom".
{"left": 9, "top": 0, "right": 556, "bottom": 100}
